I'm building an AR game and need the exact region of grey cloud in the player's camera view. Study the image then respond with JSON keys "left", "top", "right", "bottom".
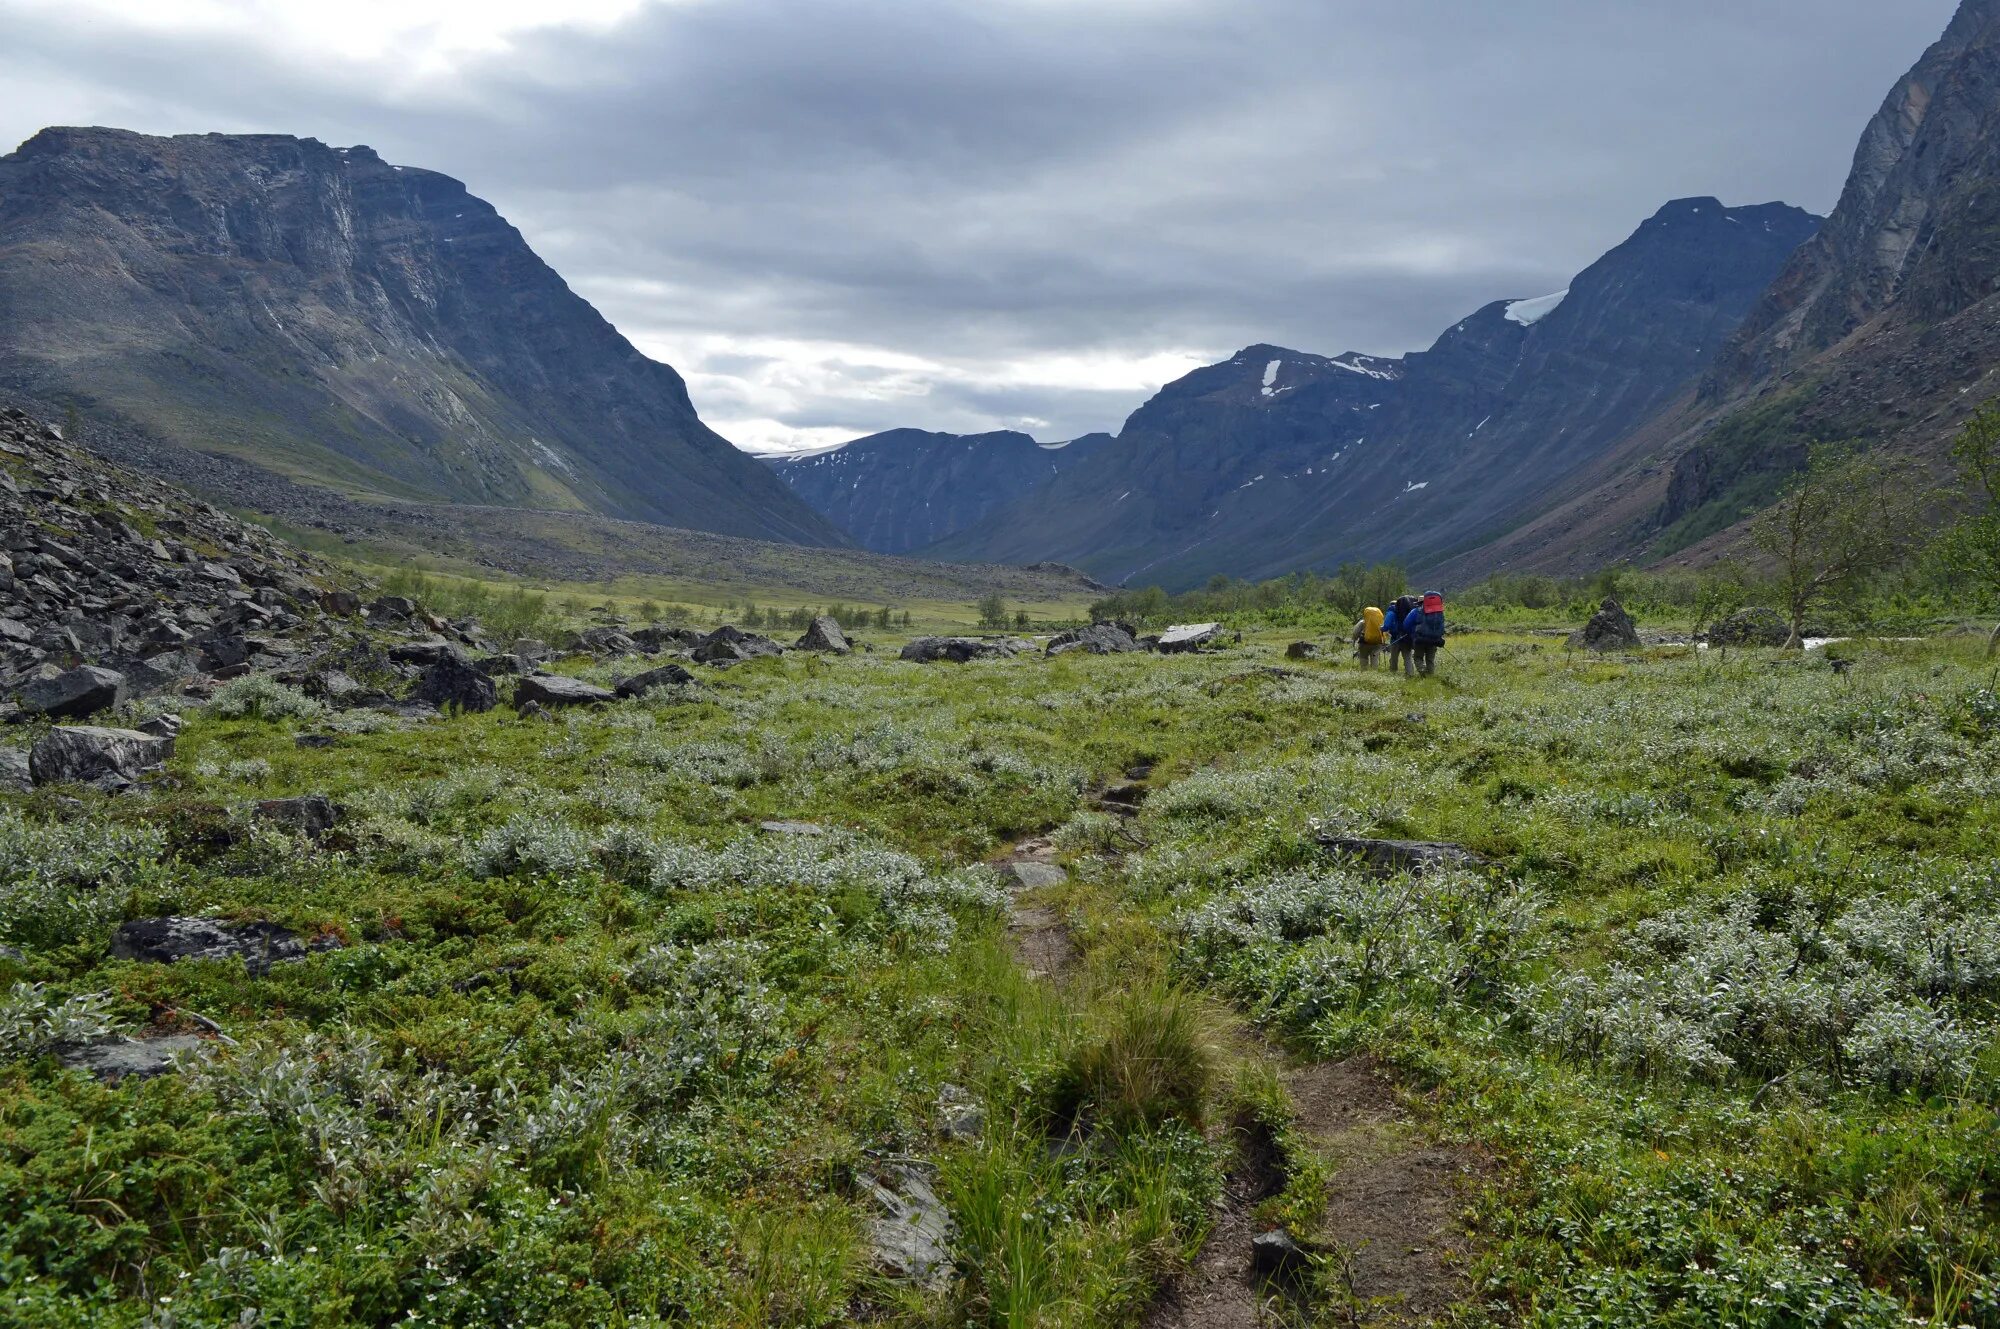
{"left": 0, "top": 0, "right": 1964, "bottom": 446}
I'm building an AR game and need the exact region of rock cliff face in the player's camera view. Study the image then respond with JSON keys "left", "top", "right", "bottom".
{"left": 922, "top": 199, "right": 1818, "bottom": 587}
{"left": 0, "top": 128, "right": 844, "bottom": 547}
{"left": 766, "top": 429, "right": 1110, "bottom": 555}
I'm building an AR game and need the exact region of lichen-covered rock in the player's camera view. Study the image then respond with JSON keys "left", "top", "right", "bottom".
{"left": 411, "top": 654, "right": 500, "bottom": 713}
{"left": 615, "top": 663, "right": 697, "bottom": 699}
{"left": 28, "top": 725, "right": 173, "bottom": 787}
{"left": 901, "top": 636, "right": 1011, "bottom": 663}
{"left": 795, "top": 616, "right": 851, "bottom": 654}
{"left": 110, "top": 917, "right": 309, "bottom": 973}
{"left": 514, "top": 674, "right": 615, "bottom": 710}
{"left": 1046, "top": 624, "right": 1138, "bottom": 656}
{"left": 1570, "top": 598, "right": 1641, "bottom": 652}
{"left": 17, "top": 665, "right": 126, "bottom": 720}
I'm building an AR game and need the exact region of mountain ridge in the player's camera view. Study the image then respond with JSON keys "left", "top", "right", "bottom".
{"left": 0, "top": 126, "right": 846, "bottom": 548}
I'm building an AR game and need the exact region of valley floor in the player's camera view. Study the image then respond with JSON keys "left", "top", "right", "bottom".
{"left": 4, "top": 631, "right": 1998, "bottom": 1326}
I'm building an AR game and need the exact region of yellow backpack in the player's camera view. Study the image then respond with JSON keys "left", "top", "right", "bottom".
{"left": 1362, "top": 606, "right": 1385, "bottom": 645}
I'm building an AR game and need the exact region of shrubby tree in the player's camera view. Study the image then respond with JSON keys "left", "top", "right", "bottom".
{"left": 976, "top": 592, "right": 1008, "bottom": 628}
{"left": 1751, "top": 442, "right": 1927, "bottom": 648}
{"left": 1935, "top": 400, "right": 2000, "bottom": 654}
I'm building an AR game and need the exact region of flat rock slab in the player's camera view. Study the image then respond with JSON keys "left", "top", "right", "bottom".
{"left": 900, "top": 636, "right": 1013, "bottom": 663}
{"left": 1001, "top": 860, "right": 1068, "bottom": 890}
{"left": 860, "top": 1162, "right": 954, "bottom": 1291}
{"left": 515, "top": 674, "right": 616, "bottom": 710}
{"left": 1318, "top": 835, "right": 1488, "bottom": 875}
{"left": 111, "top": 917, "right": 310, "bottom": 974}
{"left": 1157, "top": 622, "right": 1222, "bottom": 653}
{"left": 615, "top": 663, "right": 697, "bottom": 699}
{"left": 59, "top": 1035, "right": 208, "bottom": 1081}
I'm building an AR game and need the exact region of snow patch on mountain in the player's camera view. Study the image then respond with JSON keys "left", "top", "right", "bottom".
{"left": 1504, "top": 290, "right": 1569, "bottom": 326}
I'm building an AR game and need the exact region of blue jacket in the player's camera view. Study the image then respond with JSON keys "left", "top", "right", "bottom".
{"left": 1381, "top": 606, "right": 1403, "bottom": 640}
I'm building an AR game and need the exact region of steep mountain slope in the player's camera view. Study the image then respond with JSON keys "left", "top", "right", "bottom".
{"left": 765, "top": 428, "right": 1111, "bottom": 554}
{"left": 0, "top": 127, "right": 843, "bottom": 547}
{"left": 924, "top": 199, "right": 1818, "bottom": 587}
{"left": 1457, "top": 0, "right": 2000, "bottom": 575}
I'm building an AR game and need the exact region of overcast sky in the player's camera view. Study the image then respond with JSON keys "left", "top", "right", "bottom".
{"left": 2, "top": 0, "right": 1962, "bottom": 453}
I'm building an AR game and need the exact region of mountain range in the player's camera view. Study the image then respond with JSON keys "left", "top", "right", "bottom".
{"left": 3, "top": 1, "right": 1997, "bottom": 593}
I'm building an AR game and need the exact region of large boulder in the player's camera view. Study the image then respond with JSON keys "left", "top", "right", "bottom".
{"left": 630, "top": 626, "right": 699, "bottom": 653}
{"left": 901, "top": 636, "right": 1009, "bottom": 663}
{"left": 515, "top": 674, "right": 616, "bottom": 711}
{"left": 17, "top": 665, "right": 125, "bottom": 720}
{"left": 1046, "top": 624, "right": 1139, "bottom": 657}
{"left": 795, "top": 616, "right": 851, "bottom": 654}
{"left": 1570, "top": 599, "right": 1641, "bottom": 652}
{"left": 615, "top": 663, "right": 697, "bottom": 699}
{"left": 411, "top": 654, "right": 499, "bottom": 713}
{"left": 28, "top": 725, "right": 173, "bottom": 787}
{"left": 110, "top": 917, "right": 309, "bottom": 973}
{"left": 1709, "top": 607, "right": 1789, "bottom": 648}
{"left": 1156, "top": 622, "right": 1223, "bottom": 654}
{"left": 692, "top": 625, "right": 784, "bottom": 666}
{"left": 578, "top": 626, "right": 639, "bottom": 656}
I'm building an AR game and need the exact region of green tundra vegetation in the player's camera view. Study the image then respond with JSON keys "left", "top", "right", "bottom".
{"left": 3, "top": 624, "right": 1999, "bottom": 1327}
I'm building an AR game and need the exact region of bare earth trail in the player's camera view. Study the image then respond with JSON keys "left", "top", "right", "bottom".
{"left": 990, "top": 773, "right": 1481, "bottom": 1327}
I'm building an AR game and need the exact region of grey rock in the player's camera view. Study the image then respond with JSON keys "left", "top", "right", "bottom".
{"left": 615, "top": 663, "right": 697, "bottom": 699}
{"left": 1250, "top": 1229, "right": 1311, "bottom": 1281}
{"left": 111, "top": 916, "right": 309, "bottom": 973}
{"left": 255, "top": 793, "right": 338, "bottom": 838}
{"left": 794, "top": 615, "right": 851, "bottom": 654}
{"left": 860, "top": 1162, "right": 954, "bottom": 1290}
{"left": 692, "top": 625, "right": 784, "bottom": 666}
{"left": 936, "top": 1084, "right": 985, "bottom": 1142}
{"left": 1570, "top": 598, "right": 1641, "bottom": 652}
{"left": 58, "top": 1035, "right": 209, "bottom": 1081}
{"left": 758, "top": 819, "right": 828, "bottom": 836}
{"left": 29, "top": 725, "right": 173, "bottom": 787}
{"left": 1046, "top": 623, "right": 1139, "bottom": 656}
{"left": 1001, "top": 861, "right": 1068, "bottom": 890}
{"left": 1318, "top": 835, "right": 1489, "bottom": 875}
{"left": 901, "top": 636, "right": 1008, "bottom": 663}
{"left": 1285, "top": 641, "right": 1320, "bottom": 660}
{"left": 0, "top": 747, "right": 28, "bottom": 791}
{"left": 18, "top": 664, "right": 125, "bottom": 720}
{"left": 1156, "top": 622, "right": 1222, "bottom": 654}
{"left": 411, "top": 654, "right": 499, "bottom": 713}
{"left": 388, "top": 639, "right": 465, "bottom": 667}
{"left": 578, "top": 626, "right": 638, "bottom": 656}
{"left": 514, "top": 673, "right": 615, "bottom": 710}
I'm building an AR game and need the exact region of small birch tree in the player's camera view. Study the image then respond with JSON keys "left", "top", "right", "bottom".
{"left": 1751, "top": 442, "right": 1926, "bottom": 649}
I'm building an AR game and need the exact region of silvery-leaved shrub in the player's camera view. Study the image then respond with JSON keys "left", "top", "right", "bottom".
{"left": 1532, "top": 871, "right": 2000, "bottom": 1090}
{"left": 0, "top": 810, "right": 171, "bottom": 949}
{"left": 1177, "top": 865, "right": 1541, "bottom": 1033}
{"left": 0, "top": 982, "right": 118, "bottom": 1059}
{"left": 468, "top": 813, "right": 596, "bottom": 881}
{"left": 208, "top": 675, "right": 329, "bottom": 723}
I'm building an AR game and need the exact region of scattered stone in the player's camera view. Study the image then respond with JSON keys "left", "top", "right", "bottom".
{"left": 1250, "top": 1229, "right": 1312, "bottom": 1282}
{"left": 514, "top": 674, "right": 615, "bottom": 710}
{"left": 388, "top": 639, "right": 464, "bottom": 667}
{"left": 110, "top": 917, "right": 308, "bottom": 974}
{"left": 1001, "top": 860, "right": 1067, "bottom": 890}
{"left": 1285, "top": 641, "right": 1320, "bottom": 660}
{"left": 295, "top": 734, "right": 337, "bottom": 750}
{"left": 1570, "top": 598, "right": 1641, "bottom": 652}
{"left": 1156, "top": 622, "right": 1223, "bottom": 654}
{"left": 411, "top": 654, "right": 500, "bottom": 713}
{"left": 1709, "top": 606, "right": 1790, "bottom": 648}
{"left": 578, "top": 626, "right": 638, "bottom": 656}
{"left": 794, "top": 615, "right": 851, "bottom": 654}
{"left": 17, "top": 664, "right": 125, "bottom": 720}
{"left": 901, "top": 636, "right": 1013, "bottom": 663}
{"left": 860, "top": 1162, "right": 954, "bottom": 1291}
{"left": 1318, "top": 835, "right": 1489, "bottom": 875}
{"left": 0, "top": 748, "right": 29, "bottom": 791}
{"left": 936, "top": 1084, "right": 985, "bottom": 1142}
{"left": 614, "top": 663, "right": 697, "bottom": 699}
{"left": 58, "top": 1035, "right": 209, "bottom": 1082}
{"left": 1046, "top": 623, "right": 1140, "bottom": 656}
{"left": 692, "top": 625, "right": 784, "bottom": 666}
{"left": 28, "top": 725, "right": 173, "bottom": 787}
{"left": 255, "top": 794, "right": 338, "bottom": 838}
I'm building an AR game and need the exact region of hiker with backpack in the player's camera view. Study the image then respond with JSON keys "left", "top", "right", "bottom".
{"left": 1408, "top": 590, "right": 1446, "bottom": 676}
{"left": 1384, "top": 595, "right": 1416, "bottom": 675}
{"left": 1351, "top": 605, "right": 1386, "bottom": 668}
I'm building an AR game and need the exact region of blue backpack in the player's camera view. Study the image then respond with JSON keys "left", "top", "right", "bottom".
{"left": 1411, "top": 592, "right": 1446, "bottom": 646}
